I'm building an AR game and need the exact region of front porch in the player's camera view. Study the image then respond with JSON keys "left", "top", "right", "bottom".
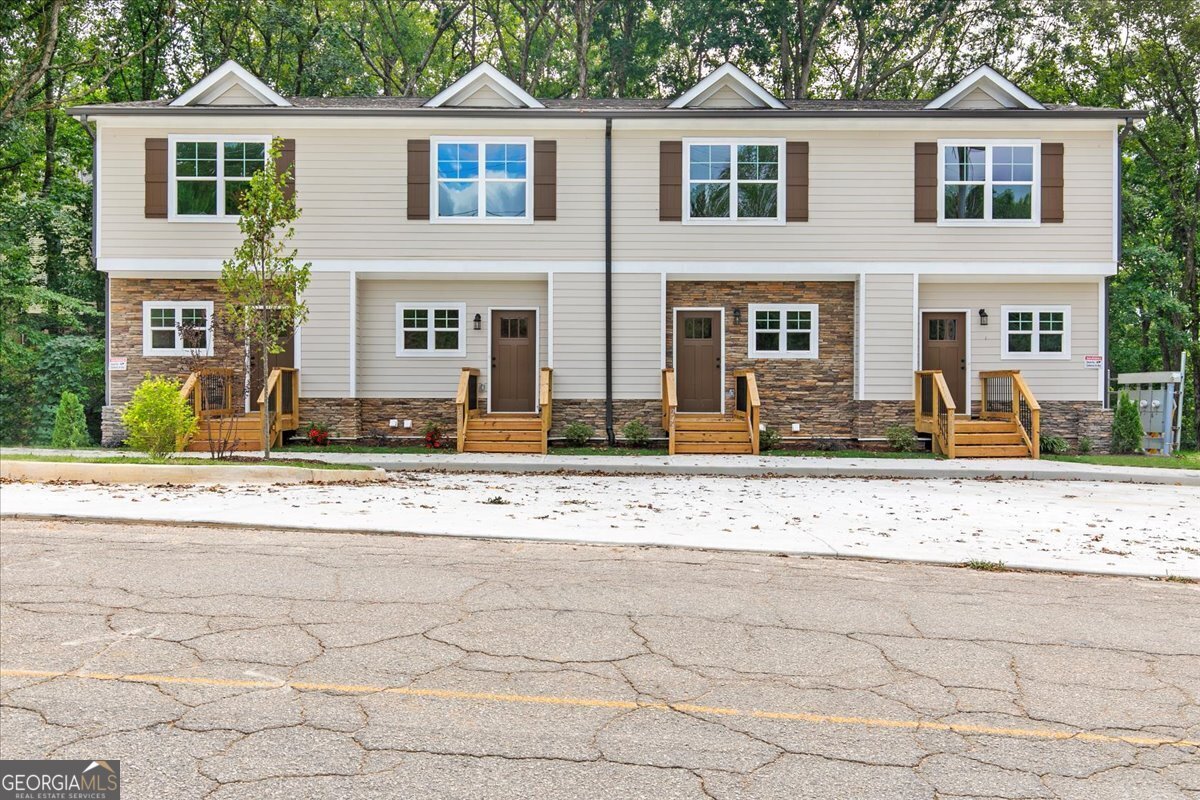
{"left": 180, "top": 367, "right": 301, "bottom": 452}
{"left": 915, "top": 369, "right": 1041, "bottom": 458}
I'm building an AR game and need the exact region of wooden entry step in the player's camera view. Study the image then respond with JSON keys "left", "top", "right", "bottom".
{"left": 462, "top": 413, "right": 546, "bottom": 454}
{"left": 673, "top": 414, "right": 755, "bottom": 455}
{"left": 952, "top": 419, "right": 1030, "bottom": 458}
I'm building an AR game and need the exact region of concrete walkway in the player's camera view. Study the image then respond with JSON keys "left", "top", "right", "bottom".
{"left": 4, "top": 447, "right": 1197, "bottom": 486}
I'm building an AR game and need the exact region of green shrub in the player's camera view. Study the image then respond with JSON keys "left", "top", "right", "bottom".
{"left": 1111, "top": 391, "right": 1144, "bottom": 454}
{"left": 121, "top": 376, "right": 197, "bottom": 458}
{"left": 1076, "top": 436, "right": 1093, "bottom": 455}
{"left": 758, "top": 426, "right": 782, "bottom": 451}
{"left": 885, "top": 424, "right": 917, "bottom": 452}
{"left": 1039, "top": 433, "right": 1069, "bottom": 455}
{"left": 622, "top": 419, "right": 651, "bottom": 448}
{"left": 563, "top": 421, "right": 594, "bottom": 447}
{"left": 50, "top": 390, "right": 91, "bottom": 449}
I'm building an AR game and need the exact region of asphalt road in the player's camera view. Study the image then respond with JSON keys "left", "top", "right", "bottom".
{"left": 1, "top": 518, "right": 1197, "bottom": 800}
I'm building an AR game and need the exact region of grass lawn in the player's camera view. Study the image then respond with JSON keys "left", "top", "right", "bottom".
{"left": 0, "top": 453, "right": 372, "bottom": 471}
{"left": 1045, "top": 451, "right": 1199, "bottom": 470}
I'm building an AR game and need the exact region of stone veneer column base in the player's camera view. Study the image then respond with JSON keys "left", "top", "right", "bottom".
{"left": 852, "top": 401, "right": 914, "bottom": 445}
{"left": 1037, "top": 401, "right": 1113, "bottom": 452}
{"left": 101, "top": 405, "right": 126, "bottom": 447}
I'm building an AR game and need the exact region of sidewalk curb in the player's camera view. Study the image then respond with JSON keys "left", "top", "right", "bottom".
{"left": 5, "top": 512, "right": 1192, "bottom": 582}
{"left": 0, "top": 460, "right": 385, "bottom": 485}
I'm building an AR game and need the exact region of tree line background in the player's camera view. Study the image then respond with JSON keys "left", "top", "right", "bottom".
{"left": 2, "top": 0, "right": 1197, "bottom": 446}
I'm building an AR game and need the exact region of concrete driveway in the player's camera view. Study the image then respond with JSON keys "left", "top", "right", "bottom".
{"left": 1, "top": 519, "right": 1197, "bottom": 799}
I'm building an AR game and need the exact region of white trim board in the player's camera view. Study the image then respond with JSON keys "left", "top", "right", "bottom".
{"left": 171, "top": 60, "right": 291, "bottom": 108}
{"left": 426, "top": 63, "right": 544, "bottom": 109}
{"left": 671, "top": 306, "right": 726, "bottom": 415}
{"left": 669, "top": 63, "right": 786, "bottom": 110}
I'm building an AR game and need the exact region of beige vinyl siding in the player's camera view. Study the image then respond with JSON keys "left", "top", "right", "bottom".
{"left": 919, "top": 280, "right": 1102, "bottom": 402}
{"left": 206, "top": 83, "right": 266, "bottom": 105}
{"left": 552, "top": 272, "right": 662, "bottom": 400}
{"left": 299, "top": 271, "right": 352, "bottom": 397}
{"left": 862, "top": 274, "right": 915, "bottom": 400}
{"left": 100, "top": 123, "right": 603, "bottom": 261}
{"left": 356, "top": 278, "right": 547, "bottom": 399}
{"left": 612, "top": 126, "right": 1113, "bottom": 263}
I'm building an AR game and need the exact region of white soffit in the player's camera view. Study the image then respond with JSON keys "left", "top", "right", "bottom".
{"left": 170, "top": 60, "right": 291, "bottom": 107}
{"left": 669, "top": 63, "right": 786, "bottom": 110}
{"left": 925, "top": 65, "right": 1045, "bottom": 110}
{"left": 424, "top": 63, "right": 544, "bottom": 109}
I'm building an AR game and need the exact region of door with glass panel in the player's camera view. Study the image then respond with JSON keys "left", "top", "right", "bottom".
{"left": 676, "top": 311, "right": 722, "bottom": 413}
{"left": 490, "top": 310, "right": 536, "bottom": 412}
{"left": 921, "top": 312, "right": 967, "bottom": 409}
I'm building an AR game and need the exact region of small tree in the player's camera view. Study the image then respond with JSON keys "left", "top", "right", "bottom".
{"left": 1111, "top": 391, "right": 1145, "bottom": 454}
{"left": 122, "top": 376, "right": 197, "bottom": 458}
{"left": 220, "top": 138, "right": 311, "bottom": 458}
{"left": 50, "top": 390, "right": 91, "bottom": 448}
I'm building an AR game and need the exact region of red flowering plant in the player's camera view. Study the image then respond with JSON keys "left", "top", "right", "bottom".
{"left": 421, "top": 422, "right": 444, "bottom": 449}
{"left": 305, "top": 422, "right": 331, "bottom": 446}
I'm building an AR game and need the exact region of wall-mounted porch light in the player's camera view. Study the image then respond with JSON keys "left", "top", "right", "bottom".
{"left": 978, "top": 308, "right": 989, "bottom": 327}
{"left": 473, "top": 313, "right": 482, "bottom": 330}
{"left": 732, "top": 307, "right": 742, "bottom": 325}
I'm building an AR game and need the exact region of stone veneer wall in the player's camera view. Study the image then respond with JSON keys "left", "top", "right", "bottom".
{"left": 551, "top": 399, "right": 664, "bottom": 441}
{"left": 665, "top": 281, "right": 856, "bottom": 439}
{"left": 103, "top": 278, "right": 243, "bottom": 446}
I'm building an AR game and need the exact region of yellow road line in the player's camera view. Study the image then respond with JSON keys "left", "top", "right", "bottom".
{"left": 2, "top": 668, "right": 1195, "bottom": 749}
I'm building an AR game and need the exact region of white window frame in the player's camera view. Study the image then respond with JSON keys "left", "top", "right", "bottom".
{"left": 168, "top": 134, "right": 274, "bottom": 222}
{"left": 395, "top": 302, "right": 468, "bottom": 357}
{"left": 682, "top": 138, "right": 786, "bottom": 226}
{"left": 937, "top": 139, "right": 1041, "bottom": 227}
{"left": 430, "top": 136, "right": 534, "bottom": 224}
{"left": 747, "top": 303, "right": 819, "bottom": 359}
{"left": 142, "top": 300, "right": 214, "bottom": 356}
{"left": 1001, "top": 305, "right": 1071, "bottom": 360}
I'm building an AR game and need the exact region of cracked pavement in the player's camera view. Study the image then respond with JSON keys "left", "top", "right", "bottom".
{"left": 1, "top": 518, "right": 1197, "bottom": 799}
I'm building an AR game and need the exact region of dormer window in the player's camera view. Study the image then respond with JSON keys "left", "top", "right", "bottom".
{"left": 433, "top": 138, "right": 532, "bottom": 222}
{"left": 939, "top": 140, "right": 1039, "bottom": 225}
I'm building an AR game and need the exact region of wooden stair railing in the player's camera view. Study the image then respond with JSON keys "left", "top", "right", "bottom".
{"left": 179, "top": 368, "right": 235, "bottom": 420}
{"left": 979, "top": 370, "right": 1041, "bottom": 458}
{"left": 539, "top": 367, "right": 553, "bottom": 455}
{"left": 256, "top": 367, "right": 301, "bottom": 447}
{"left": 913, "top": 370, "right": 957, "bottom": 457}
{"left": 455, "top": 367, "right": 480, "bottom": 453}
{"left": 733, "top": 370, "right": 761, "bottom": 455}
{"left": 661, "top": 368, "right": 678, "bottom": 455}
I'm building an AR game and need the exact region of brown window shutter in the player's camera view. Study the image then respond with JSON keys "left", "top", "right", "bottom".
{"left": 786, "top": 141, "right": 809, "bottom": 222}
{"left": 533, "top": 140, "right": 557, "bottom": 220}
{"left": 1041, "top": 143, "right": 1064, "bottom": 223}
{"left": 914, "top": 142, "right": 937, "bottom": 222}
{"left": 659, "top": 141, "right": 682, "bottom": 221}
{"left": 145, "top": 138, "right": 168, "bottom": 218}
{"left": 407, "top": 139, "right": 430, "bottom": 220}
{"left": 275, "top": 138, "right": 296, "bottom": 202}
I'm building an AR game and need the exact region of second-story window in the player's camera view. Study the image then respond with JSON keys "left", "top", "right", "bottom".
{"left": 685, "top": 141, "right": 783, "bottom": 223}
{"left": 940, "top": 141, "right": 1038, "bottom": 224}
{"left": 434, "top": 139, "right": 531, "bottom": 221}
{"left": 171, "top": 136, "right": 271, "bottom": 220}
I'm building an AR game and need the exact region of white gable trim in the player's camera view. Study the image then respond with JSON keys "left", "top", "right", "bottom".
{"left": 171, "top": 60, "right": 291, "bottom": 107}
{"left": 425, "top": 63, "right": 544, "bottom": 109}
{"left": 669, "top": 63, "right": 785, "bottom": 110}
{"left": 925, "top": 65, "right": 1044, "bottom": 111}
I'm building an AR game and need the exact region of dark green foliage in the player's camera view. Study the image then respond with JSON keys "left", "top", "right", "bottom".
{"left": 50, "top": 390, "right": 91, "bottom": 448}
{"left": 885, "top": 425, "right": 918, "bottom": 452}
{"left": 1111, "top": 392, "right": 1145, "bottom": 454}
{"left": 563, "top": 421, "right": 594, "bottom": 447}
{"left": 622, "top": 419, "right": 651, "bottom": 447}
{"left": 1076, "top": 436, "right": 1093, "bottom": 455}
{"left": 758, "top": 426, "right": 782, "bottom": 451}
{"left": 1039, "top": 434, "right": 1069, "bottom": 455}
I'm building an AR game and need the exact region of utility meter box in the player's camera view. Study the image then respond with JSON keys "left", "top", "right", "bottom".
{"left": 1116, "top": 371, "right": 1184, "bottom": 455}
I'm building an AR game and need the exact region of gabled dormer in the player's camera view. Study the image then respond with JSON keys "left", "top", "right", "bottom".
{"left": 668, "top": 63, "right": 785, "bottom": 110}
{"left": 170, "top": 60, "right": 291, "bottom": 107}
{"left": 424, "top": 63, "right": 544, "bottom": 109}
{"left": 924, "top": 65, "right": 1045, "bottom": 111}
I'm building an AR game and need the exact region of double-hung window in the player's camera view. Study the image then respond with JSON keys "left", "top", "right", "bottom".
{"left": 685, "top": 140, "right": 784, "bottom": 223}
{"left": 1001, "top": 306, "right": 1070, "bottom": 359}
{"left": 142, "top": 301, "right": 214, "bottom": 356}
{"left": 748, "top": 304, "right": 818, "bottom": 358}
{"left": 433, "top": 138, "right": 531, "bottom": 221}
{"left": 396, "top": 303, "right": 467, "bottom": 356}
{"left": 939, "top": 141, "right": 1039, "bottom": 224}
{"left": 170, "top": 135, "right": 271, "bottom": 220}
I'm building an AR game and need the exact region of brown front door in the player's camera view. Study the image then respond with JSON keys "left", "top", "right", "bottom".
{"left": 922, "top": 311, "right": 967, "bottom": 410}
{"left": 676, "top": 310, "right": 722, "bottom": 413}
{"left": 249, "top": 313, "right": 295, "bottom": 411}
{"left": 491, "top": 310, "right": 536, "bottom": 412}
